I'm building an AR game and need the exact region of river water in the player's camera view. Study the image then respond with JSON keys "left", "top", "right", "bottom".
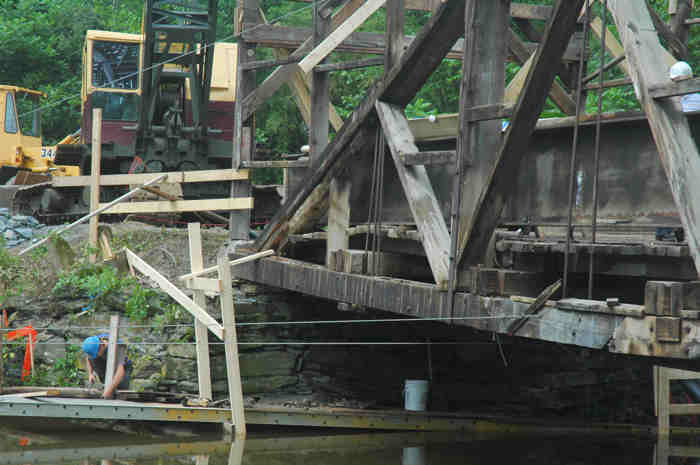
{"left": 0, "top": 424, "right": 692, "bottom": 465}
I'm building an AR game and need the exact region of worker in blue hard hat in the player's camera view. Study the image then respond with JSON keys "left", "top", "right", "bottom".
{"left": 82, "top": 333, "right": 132, "bottom": 399}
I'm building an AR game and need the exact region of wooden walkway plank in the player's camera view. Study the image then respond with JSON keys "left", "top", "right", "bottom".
{"left": 254, "top": 0, "right": 467, "bottom": 252}
{"left": 458, "top": 0, "right": 587, "bottom": 267}
{"left": 375, "top": 101, "right": 450, "bottom": 287}
{"left": 607, "top": 0, "right": 700, "bottom": 278}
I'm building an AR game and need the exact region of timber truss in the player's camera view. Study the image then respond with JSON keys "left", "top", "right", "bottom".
{"left": 230, "top": 0, "right": 700, "bottom": 363}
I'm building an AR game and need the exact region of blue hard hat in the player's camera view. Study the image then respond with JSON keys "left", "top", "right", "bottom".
{"left": 82, "top": 333, "right": 109, "bottom": 359}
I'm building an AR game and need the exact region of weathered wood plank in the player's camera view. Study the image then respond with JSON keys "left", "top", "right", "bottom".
{"left": 310, "top": 1, "right": 332, "bottom": 170}
{"left": 254, "top": 0, "right": 468, "bottom": 252}
{"left": 99, "top": 197, "right": 253, "bottom": 214}
{"left": 385, "top": 0, "right": 405, "bottom": 71}
{"left": 464, "top": 103, "right": 514, "bottom": 122}
{"left": 649, "top": 77, "right": 700, "bottom": 99}
{"left": 507, "top": 280, "right": 561, "bottom": 335}
{"left": 399, "top": 151, "right": 456, "bottom": 166}
{"left": 608, "top": 0, "right": 700, "bottom": 279}
{"left": 327, "top": 174, "right": 351, "bottom": 268}
{"left": 375, "top": 101, "right": 450, "bottom": 287}
{"left": 459, "top": 0, "right": 587, "bottom": 267}
{"left": 52, "top": 170, "right": 249, "bottom": 187}
{"left": 315, "top": 57, "right": 384, "bottom": 72}
{"left": 298, "top": 0, "right": 387, "bottom": 74}
{"left": 241, "top": 159, "right": 309, "bottom": 168}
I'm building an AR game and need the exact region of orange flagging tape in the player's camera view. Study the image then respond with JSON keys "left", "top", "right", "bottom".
{"left": 7, "top": 326, "right": 38, "bottom": 380}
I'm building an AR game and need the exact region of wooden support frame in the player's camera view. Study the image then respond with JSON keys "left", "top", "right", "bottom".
{"left": 254, "top": 0, "right": 468, "bottom": 253}
{"left": 607, "top": 0, "right": 700, "bottom": 280}
{"left": 459, "top": 0, "right": 587, "bottom": 267}
{"left": 178, "top": 249, "right": 275, "bottom": 281}
{"left": 89, "top": 108, "right": 102, "bottom": 264}
{"left": 375, "top": 101, "right": 450, "bottom": 287}
{"left": 188, "top": 223, "right": 213, "bottom": 401}
{"left": 125, "top": 249, "right": 224, "bottom": 340}
{"left": 51, "top": 169, "right": 248, "bottom": 187}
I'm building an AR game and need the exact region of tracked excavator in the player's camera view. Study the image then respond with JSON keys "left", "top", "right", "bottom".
{"left": 1, "top": 0, "right": 238, "bottom": 221}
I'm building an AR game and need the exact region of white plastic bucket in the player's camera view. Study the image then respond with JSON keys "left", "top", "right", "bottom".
{"left": 402, "top": 447, "right": 426, "bottom": 465}
{"left": 404, "top": 379, "right": 429, "bottom": 411}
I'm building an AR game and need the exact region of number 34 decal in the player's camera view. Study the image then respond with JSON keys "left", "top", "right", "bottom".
{"left": 40, "top": 147, "right": 56, "bottom": 159}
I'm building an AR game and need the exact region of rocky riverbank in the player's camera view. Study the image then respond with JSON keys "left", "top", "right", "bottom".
{"left": 1, "top": 220, "right": 661, "bottom": 424}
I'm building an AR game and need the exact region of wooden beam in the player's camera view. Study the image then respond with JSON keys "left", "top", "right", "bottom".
{"left": 240, "top": 56, "right": 302, "bottom": 70}
{"left": 241, "top": 159, "right": 309, "bottom": 168}
{"left": 188, "top": 223, "right": 213, "bottom": 401}
{"left": 589, "top": 17, "right": 632, "bottom": 77}
{"left": 315, "top": 57, "right": 384, "bottom": 72}
{"left": 649, "top": 77, "right": 700, "bottom": 99}
{"left": 185, "top": 277, "right": 223, "bottom": 293}
{"left": 327, "top": 174, "right": 351, "bottom": 268}
{"left": 141, "top": 186, "right": 180, "bottom": 201}
{"left": 464, "top": 103, "right": 514, "bottom": 122}
{"left": 504, "top": 53, "right": 534, "bottom": 105}
{"left": 399, "top": 151, "right": 456, "bottom": 165}
{"left": 375, "top": 101, "right": 450, "bottom": 287}
{"left": 104, "top": 314, "right": 119, "bottom": 391}
{"left": 385, "top": 0, "right": 405, "bottom": 71}
{"left": 508, "top": 29, "right": 577, "bottom": 115}
{"left": 507, "top": 280, "right": 561, "bottom": 335}
{"left": 310, "top": 2, "right": 332, "bottom": 169}
{"left": 178, "top": 249, "right": 276, "bottom": 281}
{"left": 125, "top": 249, "right": 224, "bottom": 340}
{"left": 89, "top": 108, "right": 102, "bottom": 264}
{"left": 99, "top": 197, "right": 253, "bottom": 214}
{"left": 240, "top": 0, "right": 365, "bottom": 123}
{"left": 52, "top": 169, "right": 248, "bottom": 187}
{"left": 647, "top": 0, "right": 688, "bottom": 60}
{"left": 254, "top": 0, "right": 468, "bottom": 252}
{"left": 459, "top": 0, "right": 587, "bottom": 267}
{"left": 298, "top": 0, "right": 387, "bottom": 74}
{"left": 608, "top": 0, "right": 700, "bottom": 279}
{"left": 218, "top": 254, "right": 246, "bottom": 438}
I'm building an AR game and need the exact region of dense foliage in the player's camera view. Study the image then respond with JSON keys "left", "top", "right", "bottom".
{"left": 1, "top": 0, "right": 699, "bottom": 152}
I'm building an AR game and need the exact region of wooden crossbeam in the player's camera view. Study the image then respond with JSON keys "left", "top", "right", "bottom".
{"left": 315, "top": 57, "right": 384, "bottom": 72}
{"left": 298, "top": 0, "right": 387, "bottom": 74}
{"left": 607, "top": 0, "right": 700, "bottom": 279}
{"left": 254, "top": 0, "right": 467, "bottom": 252}
{"left": 52, "top": 169, "right": 249, "bottom": 187}
{"left": 375, "top": 101, "right": 450, "bottom": 287}
{"left": 464, "top": 103, "right": 513, "bottom": 122}
{"left": 399, "top": 151, "right": 456, "bottom": 165}
{"left": 459, "top": 0, "right": 587, "bottom": 267}
{"left": 649, "top": 77, "right": 700, "bottom": 99}
{"left": 99, "top": 197, "right": 253, "bottom": 214}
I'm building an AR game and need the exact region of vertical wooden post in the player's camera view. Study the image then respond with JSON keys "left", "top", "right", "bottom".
{"left": 326, "top": 173, "right": 351, "bottom": 268}
{"left": 188, "top": 222, "right": 213, "bottom": 401}
{"left": 0, "top": 312, "right": 4, "bottom": 390}
{"left": 384, "top": 0, "right": 405, "bottom": 72}
{"left": 230, "top": 0, "right": 258, "bottom": 241}
{"left": 219, "top": 254, "right": 246, "bottom": 438}
{"left": 657, "top": 365, "right": 670, "bottom": 436}
{"left": 310, "top": 2, "right": 331, "bottom": 170}
{"left": 89, "top": 108, "right": 102, "bottom": 264}
{"left": 228, "top": 439, "right": 245, "bottom": 465}
{"left": 654, "top": 435, "right": 670, "bottom": 465}
{"left": 104, "top": 314, "right": 120, "bottom": 390}
{"left": 455, "top": 0, "right": 509, "bottom": 267}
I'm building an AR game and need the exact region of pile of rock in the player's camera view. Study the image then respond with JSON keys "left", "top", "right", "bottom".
{"left": 0, "top": 208, "right": 46, "bottom": 247}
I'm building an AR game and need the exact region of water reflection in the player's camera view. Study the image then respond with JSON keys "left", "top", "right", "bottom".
{"left": 6, "top": 428, "right": 700, "bottom": 465}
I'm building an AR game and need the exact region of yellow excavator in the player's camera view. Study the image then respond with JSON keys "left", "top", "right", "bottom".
{"left": 0, "top": 85, "right": 81, "bottom": 211}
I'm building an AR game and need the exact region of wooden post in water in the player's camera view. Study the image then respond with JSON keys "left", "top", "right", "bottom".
{"left": 219, "top": 254, "right": 246, "bottom": 437}
{"left": 89, "top": 108, "right": 102, "bottom": 264}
